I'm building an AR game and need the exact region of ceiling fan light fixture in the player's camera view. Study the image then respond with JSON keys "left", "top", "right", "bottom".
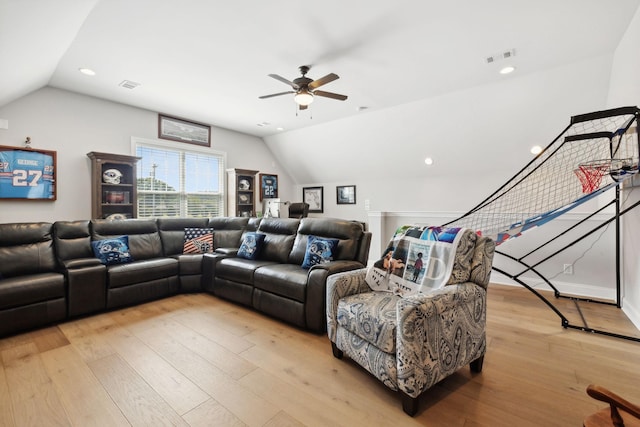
{"left": 294, "top": 89, "right": 314, "bottom": 106}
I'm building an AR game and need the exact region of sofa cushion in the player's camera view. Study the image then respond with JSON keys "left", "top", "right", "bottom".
{"left": 289, "top": 218, "right": 364, "bottom": 265}
{"left": 337, "top": 291, "right": 399, "bottom": 354}
{"left": 183, "top": 228, "right": 214, "bottom": 254}
{"left": 91, "top": 219, "right": 163, "bottom": 260}
{"left": 91, "top": 236, "right": 133, "bottom": 265}
{"left": 446, "top": 229, "right": 478, "bottom": 285}
{"left": 256, "top": 218, "right": 299, "bottom": 263}
{"left": 253, "top": 264, "right": 309, "bottom": 302}
{"left": 208, "top": 217, "right": 250, "bottom": 249}
{"left": 237, "top": 232, "right": 265, "bottom": 260}
{"left": 107, "top": 258, "right": 179, "bottom": 288}
{"left": 301, "top": 235, "right": 338, "bottom": 269}
{"left": 0, "top": 272, "right": 65, "bottom": 310}
{"left": 0, "top": 222, "right": 57, "bottom": 277}
{"left": 216, "top": 257, "right": 276, "bottom": 285}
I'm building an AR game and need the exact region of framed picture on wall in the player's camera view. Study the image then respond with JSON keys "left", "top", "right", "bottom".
{"left": 303, "top": 186, "right": 323, "bottom": 213}
{"left": 259, "top": 173, "right": 278, "bottom": 201}
{"left": 158, "top": 114, "right": 211, "bottom": 147}
{"left": 337, "top": 185, "right": 356, "bottom": 205}
{"left": 0, "top": 145, "right": 57, "bottom": 200}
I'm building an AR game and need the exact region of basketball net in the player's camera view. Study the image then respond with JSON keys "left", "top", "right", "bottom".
{"left": 574, "top": 162, "right": 610, "bottom": 194}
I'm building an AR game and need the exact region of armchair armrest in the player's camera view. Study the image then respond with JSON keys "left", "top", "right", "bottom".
{"left": 326, "top": 267, "right": 370, "bottom": 341}
{"left": 585, "top": 384, "right": 640, "bottom": 426}
{"left": 395, "top": 282, "right": 487, "bottom": 398}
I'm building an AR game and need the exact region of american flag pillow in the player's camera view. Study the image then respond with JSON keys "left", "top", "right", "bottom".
{"left": 183, "top": 227, "right": 214, "bottom": 254}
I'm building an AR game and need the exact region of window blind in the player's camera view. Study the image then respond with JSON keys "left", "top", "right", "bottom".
{"left": 135, "top": 143, "right": 224, "bottom": 218}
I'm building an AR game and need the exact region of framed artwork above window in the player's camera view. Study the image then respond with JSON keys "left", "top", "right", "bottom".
{"left": 158, "top": 114, "right": 211, "bottom": 147}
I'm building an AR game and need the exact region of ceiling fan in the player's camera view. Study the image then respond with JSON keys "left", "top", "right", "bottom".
{"left": 259, "top": 65, "right": 348, "bottom": 110}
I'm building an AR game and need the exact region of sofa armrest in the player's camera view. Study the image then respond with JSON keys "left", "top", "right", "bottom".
{"left": 395, "top": 282, "right": 487, "bottom": 398}
{"left": 61, "top": 257, "right": 103, "bottom": 270}
{"left": 326, "top": 267, "right": 371, "bottom": 341}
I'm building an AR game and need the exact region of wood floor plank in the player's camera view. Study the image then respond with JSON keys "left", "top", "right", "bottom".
{"left": 182, "top": 398, "right": 247, "bottom": 427}
{"left": 0, "top": 361, "right": 16, "bottom": 427}
{"left": 103, "top": 325, "right": 210, "bottom": 416}
{"left": 135, "top": 324, "right": 280, "bottom": 427}
{"left": 1, "top": 343, "right": 69, "bottom": 427}
{"left": 40, "top": 344, "right": 130, "bottom": 426}
{"left": 88, "top": 353, "right": 188, "bottom": 426}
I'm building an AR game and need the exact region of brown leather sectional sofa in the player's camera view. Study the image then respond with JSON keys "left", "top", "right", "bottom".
{"left": 0, "top": 216, "right": 371, "bottom": 337}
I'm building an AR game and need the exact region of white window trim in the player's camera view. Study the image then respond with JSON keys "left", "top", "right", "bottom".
{"left": 131, "top": 136, "right": 227, "bottom": 217}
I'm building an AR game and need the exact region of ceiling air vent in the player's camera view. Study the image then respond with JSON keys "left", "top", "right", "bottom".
{"left": 119, "top": 80, "right": 140, "bottom": 89}
{"left": 484, "top": 48, "right": 516, "bottom": 64}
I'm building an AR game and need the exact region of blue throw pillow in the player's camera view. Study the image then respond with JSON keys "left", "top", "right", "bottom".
{"left": 91, "top": 236, "right": 134, "bottom": 265}
{"left": 302, "top": 235, "right": 339, "bottom": 269}
{"left": 237, "top": 232, "right": 265, "bottom": 260}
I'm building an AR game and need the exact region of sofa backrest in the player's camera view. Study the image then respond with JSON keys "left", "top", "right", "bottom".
{"left": 256, "top": 218, "right": 300, "bottom": 263}
{"left": 288, "top": 218, "right": 368, "bottom": 265}
{"left": 0, "top": 222, "right": 56, "bottom": 277}
{"left": 157, "top": 217, "right": 210, "bottom": 256}
{"left": 208, "top": 217, "right": 250, "bottom": 249}
{"left": 91, "top": 219, "right": 162, "bottom": 261}
{"left": 53, "top": 220, "right": 95, "bottom": 267}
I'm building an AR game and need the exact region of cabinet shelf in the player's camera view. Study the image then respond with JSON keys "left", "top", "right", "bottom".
{"left": 227, "top": 168, "right": 258, "bottom": 217}
{"left": 88, "top": 152, "right": 141, "bottom": 220}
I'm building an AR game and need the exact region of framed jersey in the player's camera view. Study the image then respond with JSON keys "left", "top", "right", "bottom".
{"left": 0, "top": 145, "right": 57, "bottom": 200}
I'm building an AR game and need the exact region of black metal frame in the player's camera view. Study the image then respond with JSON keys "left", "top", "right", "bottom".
{"left": 444, "top": 106, "right": 640, "bottom": 343}
{"left": 493, "top": 184, "right": 640, "bottom": 343}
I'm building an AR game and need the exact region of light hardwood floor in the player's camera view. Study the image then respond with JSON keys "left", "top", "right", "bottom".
{"left": 1, "top": 283, "right": 639, "bottom": 427}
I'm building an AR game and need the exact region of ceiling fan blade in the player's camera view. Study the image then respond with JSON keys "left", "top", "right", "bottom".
{"left": 268, "top": 74, "right": 299, "bottom": 89}
{"left": 259, "top": 91, "right": 294, "bottom": 99}
{"left": 313, "top": 90, "right": 348, "bottom": 101}
{"left": 308, "top": 73, "right": 339, "bottom": 90}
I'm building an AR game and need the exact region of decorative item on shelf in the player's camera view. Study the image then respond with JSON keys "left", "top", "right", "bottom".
{"left": 105, "top": 213, "right": 128, "bottom": 221}
{"left": 239, "top": 178, "right": 251, "bottom": 190}
{"left": 103, "top": 168, "right": 123, "bottom": 184}
{"left": 104, "top": 191, "right": 130, "bottom": 204}
{"left": 239, "top": 193, "right": 252, "bottom": 205}
{"left": 24, "top": 136, "right": 31, "bottom": 148}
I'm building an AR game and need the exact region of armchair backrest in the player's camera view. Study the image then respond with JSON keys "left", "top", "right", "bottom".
{"left": 288, "top": 202, "right": 309, "bottom": 218}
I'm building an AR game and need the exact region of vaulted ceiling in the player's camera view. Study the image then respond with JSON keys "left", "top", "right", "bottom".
{"left": 2, "top": 0, "right": 639, "bottom": 139}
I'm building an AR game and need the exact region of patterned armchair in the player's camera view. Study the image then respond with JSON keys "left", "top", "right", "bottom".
{"left": 326, "top": 231, "right": 495, "bottom": 416}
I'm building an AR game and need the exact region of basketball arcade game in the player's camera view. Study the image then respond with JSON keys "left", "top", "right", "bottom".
{"left": 444, "top": 106, "right": 640, "bottom": 342}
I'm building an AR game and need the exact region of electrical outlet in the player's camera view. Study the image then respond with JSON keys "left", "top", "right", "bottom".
{"left": 563, "top": 264, "right": 573, "bottom": 275}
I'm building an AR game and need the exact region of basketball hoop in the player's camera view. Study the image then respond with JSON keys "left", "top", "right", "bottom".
{"left": 574, "top": 159, "right": 611, "bottom": 194}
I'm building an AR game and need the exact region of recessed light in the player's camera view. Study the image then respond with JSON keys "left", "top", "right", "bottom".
{"left": 78, "top": 68, "right": 96, "bottom": 76}
{"left": 276, "top": 127, "right": 284, "bottom": 131}
{"left": 530, "top": 145, "right": 542, "bottom": 155}
{"left": 424, "top": 157, "right": 434, "bottom": 165}
{"left": 499, "top": 66, "right": 516, "bottom": 75}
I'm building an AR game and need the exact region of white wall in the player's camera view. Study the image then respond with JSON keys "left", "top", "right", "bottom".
{"left": 607, "top": 4, "right": 640, "bottom": 328}
{"left": 0, "top": 87, "right": 294, "bottom": 223}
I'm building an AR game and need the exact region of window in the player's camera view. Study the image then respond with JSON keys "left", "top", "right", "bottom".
{"left": 134, "top": 138, "right": 225, "bottom": 218}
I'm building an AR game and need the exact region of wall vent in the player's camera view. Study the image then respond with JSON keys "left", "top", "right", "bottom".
{"left": 119, "top": 80, "right": 140, "bottom": 89}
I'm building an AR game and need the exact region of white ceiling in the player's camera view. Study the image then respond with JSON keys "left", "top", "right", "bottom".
{"left": 1, "top": 0, "right": 639, "bottom": 138}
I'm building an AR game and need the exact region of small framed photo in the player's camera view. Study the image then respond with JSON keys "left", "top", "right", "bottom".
{"left": 259, "top": 173, "right": 278, "bottom": 201}
{"left": 337, "top": 185, "right": 356, "bottom": 205}
{"left": 303, "top": 186, "right": 323, "bottom": 213}
{"left": 158, "top": 114, "right": 211, "bottom": 147}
